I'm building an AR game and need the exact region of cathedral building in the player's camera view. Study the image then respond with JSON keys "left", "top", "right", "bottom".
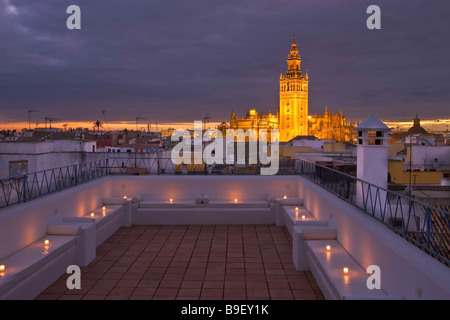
{"left": 225, "top": 34, "right": 354, "bottom": 143}
{"left": 229, "top": 108, "right": 278, "bottom": 137}
{"left": 308, "top": 107, "right": 355, "bottom": 142}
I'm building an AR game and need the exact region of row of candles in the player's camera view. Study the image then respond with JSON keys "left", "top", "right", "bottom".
{"left": 0, "top": 200, "right": 114, "bottom": 273}
{"left": 291, "top": 205, "right": 350, "bottom": 276}
{"left": 0, "top": 203, "right": 115, "bottom": 274}
{"left": 324, "top": 244, "right": 350, "bottom": 275}
{"left": 0, "top": 241, "right": 349, "bottom": 276}
{"left": 0, "top": 238, "right": 53, "bottom": 274}
{"left": 0, "top": 207, "right": 350, "bottom": 278}
{"left": 116, "top": 196, "right": 346, "bottom": 275}
{"left": 123, "top": 195, "right": 298, "bottom": 204}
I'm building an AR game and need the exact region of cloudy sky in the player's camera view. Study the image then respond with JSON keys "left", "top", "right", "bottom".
{"left": 1, "top": 0, "right": 449, "bottom": 128}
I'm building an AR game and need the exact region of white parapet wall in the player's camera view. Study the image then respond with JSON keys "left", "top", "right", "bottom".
{"left": 0, "top": 177, "right": 113, "bottom": 261}
{"left": 106, "top": 175, "right": 300, "bottom": 202}
{"left": 297, "top": 175, "right": 450, "bottom": 300}
{"left": 0, "top": 174, "right": 448, "bottom": 300}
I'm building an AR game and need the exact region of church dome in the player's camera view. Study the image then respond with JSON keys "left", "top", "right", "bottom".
{"left": 407, "top": 115, "right": 427, "bottom": 134}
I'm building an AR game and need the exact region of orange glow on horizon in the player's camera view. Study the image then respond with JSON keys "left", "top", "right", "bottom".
{"left": 0, "top": 120, "right": 224, "bottom": 132}
{"left": 1, "top": 118, "right": 448, "bottom": 133}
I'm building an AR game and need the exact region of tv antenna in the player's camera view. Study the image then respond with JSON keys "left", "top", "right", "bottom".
{"left": 28, "top": 109, "right": 38, "bottom": 129}
{"left": 136, "top": 115, "right": 146, "bottom": 131}
{"left": 203, "top": 113, "right": 211, "bottom": 131}
{"left": 45, "top": 116, "right": 59, "bottom": 128}
{"left": 102, "top": 110, "right": 111, "bottom": 131}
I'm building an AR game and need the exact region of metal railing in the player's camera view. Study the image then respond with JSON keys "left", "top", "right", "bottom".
{"left": 0, "top": 156, "right": 448, "bottom": 265}
{"left": 297, "top": 159, "right": 449, "bottom": 266}
{"left": 0, "top": 159, "right": 109, "bottom": 208}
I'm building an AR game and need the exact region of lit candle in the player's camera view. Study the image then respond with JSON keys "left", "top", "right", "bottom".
{"left": 0, "top": 265, "right": 5, "bottom": 272}
{"left": 283, "top": 195, "right": 287, "bottom": 199}
{"left": 90, "top": 212, "right": 95, "bottom": 217}
{"left": 295, "top": 207, "right": 299, "bottom": 211}
{"left": 301, "top": 215, "right": 306, "bottom": 220}
{"left": 123, "top": 195, "right": 127, "bottom": 199}
{"left": 102, "top": 206, "right": 106, "bottom": 210}
{"left": 44, "top": 239, "right": 49, "bottom": 246}
{"left": 326, "top": 245, "right": 331, "bottom": 251}
{"left": 234, "top": 198, "right": 238, "bottom": 203}
{"left": 343, "top": 267, "right": 349, "bottom": 275}
{"left": 169, "top": 198, "right": 173, "bottom": 203}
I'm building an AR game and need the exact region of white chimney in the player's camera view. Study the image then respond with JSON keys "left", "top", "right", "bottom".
{"left": 355, "top": 114, "right": 391, "bottom": 214}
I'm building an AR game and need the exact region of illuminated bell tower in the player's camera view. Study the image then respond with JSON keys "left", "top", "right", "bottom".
{"left": 279, "top": 33, "right": 309, "bottom": 142}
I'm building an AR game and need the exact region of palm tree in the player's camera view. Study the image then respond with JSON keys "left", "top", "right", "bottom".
{"left": 93, "top": 120, "right": 103, "bottom": 132}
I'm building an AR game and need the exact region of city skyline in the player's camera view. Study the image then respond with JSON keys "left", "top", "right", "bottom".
{"left": 1, "top": 0, "right": 450, "bottom": 129}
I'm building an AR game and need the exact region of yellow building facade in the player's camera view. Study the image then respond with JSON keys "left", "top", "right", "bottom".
{"left": 388, "top": 160, "right": 448, "bottom": 184}
{"left": 229, "top": 108, "right": 278, "bottom": 135}
{"left": 279, "top": 34, "right": 309, "bottom": 142}
{"left": 308, "top": 107, "right": 355, "bottom": 142}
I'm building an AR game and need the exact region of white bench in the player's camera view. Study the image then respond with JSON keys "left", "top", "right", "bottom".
{"left": 61, "top": 199, "right": 131, "bottom": 265}
{"left": 305, "top": 239, "right": 401, "bottom": 300}
{"left": 292, "top": 225, "right": 337, "bottom": 271}
{"left": 278, "top": 205, "right": 328, "bottom": 237}
{"left": 0, "top": 226, "right": 80, "bottom": 300}
{"left": 132, "top": 195, "right": 275, "bottom": 225}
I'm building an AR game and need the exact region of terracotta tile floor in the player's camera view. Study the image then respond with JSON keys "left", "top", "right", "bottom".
{"left": 35, "top": 225, "right": 324, "bottom": 300}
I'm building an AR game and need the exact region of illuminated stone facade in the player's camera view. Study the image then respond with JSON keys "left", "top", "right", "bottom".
{"left": 229, "top": 108, "right": 278, "bottom": 134}
{"left": 278, "top": 34, "right": 309, "bottom": 142}
{"left": 308, "top": 107, "right": 355, "bottom": 142}
{"left": 226, "top": 35, "right": 354, "bottom": 143}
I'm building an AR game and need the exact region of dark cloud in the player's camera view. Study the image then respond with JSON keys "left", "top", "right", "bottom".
{"left": 1, "top": 0, "right": 449, "bottom": 125}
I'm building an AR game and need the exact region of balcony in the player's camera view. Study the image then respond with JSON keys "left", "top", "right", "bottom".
{"left": 0, "top": 159, "right": 449, "bottom": 300}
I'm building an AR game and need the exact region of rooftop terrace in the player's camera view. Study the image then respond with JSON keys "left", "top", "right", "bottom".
{"left": 0, "top": 159, "right": 449, "bottom": 301}
{"left": 36, "top": 224, "right": 323, "bottom": 300}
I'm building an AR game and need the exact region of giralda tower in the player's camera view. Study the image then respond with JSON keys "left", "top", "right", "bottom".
{"left": 279, "top": 34, "right": 309, "bottom": 142}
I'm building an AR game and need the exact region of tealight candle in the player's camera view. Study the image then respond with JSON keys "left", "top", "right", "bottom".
{"left": 343, "top": 267, "right": 349, "bottom": 275}
{"left": 0, "top": 265, "right": 5, "bottom": 272}
{"left": 301, "top": 215, "right": 306, "bottom": 220}
{"left": 44, "top": 239, "right": 49, "bottom": 246}
{"left": 326, "top": 245, "right": 331, "bottom": 251}
{"left": 123, "top": 195, "right": 127, "bottom": 199}
{"left": 102, "top": 206, "right": 106, "bottom": 210}
{"left": 90, "top": 212, "right": 95, "bottom": 217}
{"left": 295, "top": 207, "right": 299, "bottom": 211}
{"left": 283, "top": 196, "right": 287, "bottom": 199}
{"left": 169, "top": 198, "right": 173, "bottom": 203}
{"left": 234, "top": 199, "right": 238, "bottom": 203}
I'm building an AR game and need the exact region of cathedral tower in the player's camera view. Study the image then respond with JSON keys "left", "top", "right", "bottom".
{"left": 279, "top": 34, "right": 309, "bottom": 142}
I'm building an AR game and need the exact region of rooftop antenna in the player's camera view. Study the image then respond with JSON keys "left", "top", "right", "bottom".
{"left": 28, "top": 109, "right": 38, "bottom": 130}
{"left": 102, "top": 110, "right": 111, "bottom": 131}
{"left": 136, "top": 115, "right": 146, "bottom": 131}
{"left": 203, "top": 113, "right": 211, "bottom": 131}
{"left": 45, "top": 116, "right": 59, "bottom": 128}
